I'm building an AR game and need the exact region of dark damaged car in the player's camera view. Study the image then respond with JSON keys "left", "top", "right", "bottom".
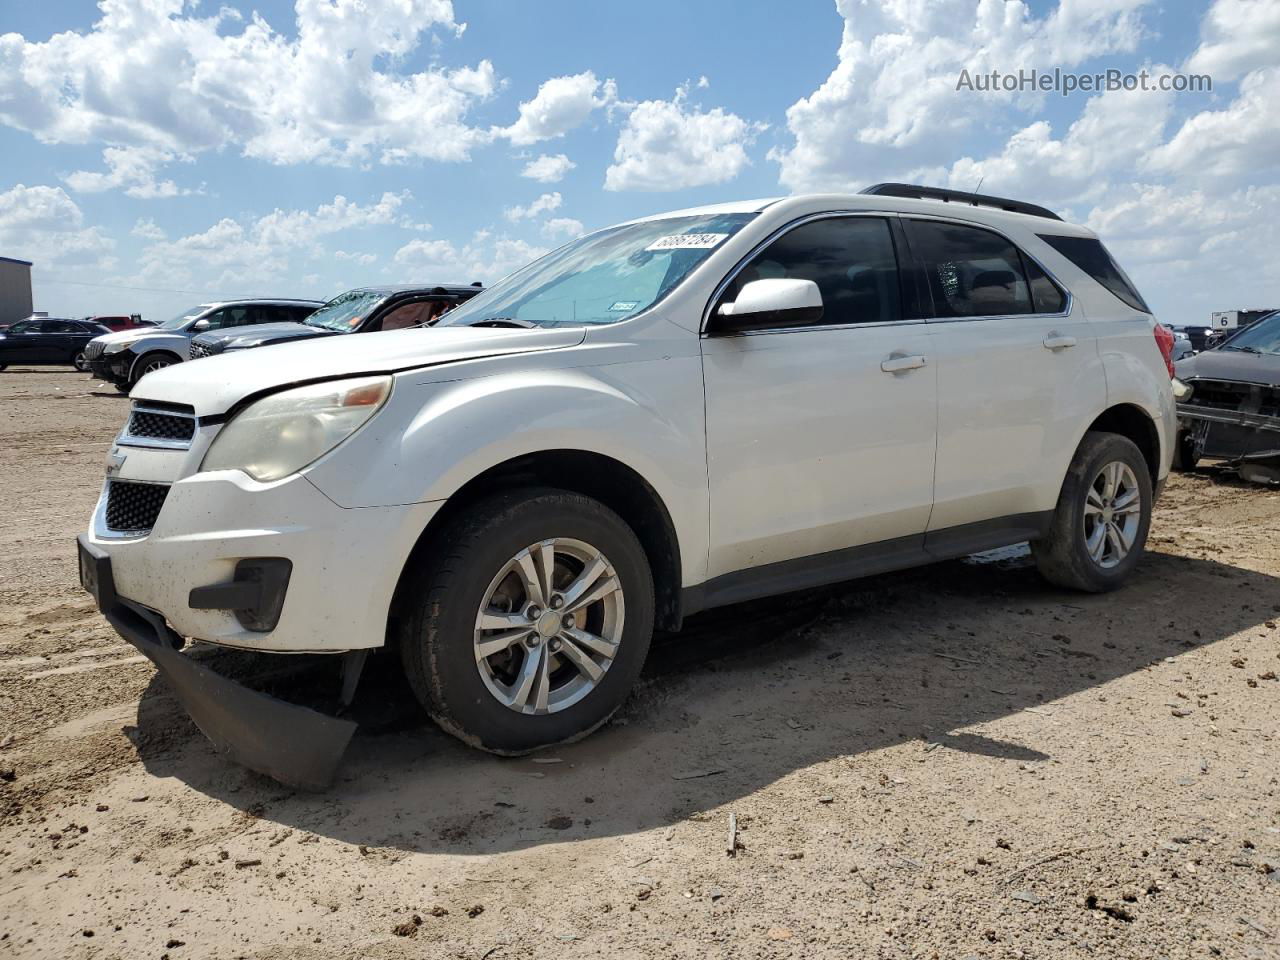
{"left": 188, "top": 283, "right": 483, "bottom": 360}
{"left": 1173, "top": 309, "right": 1280, "bottom": 483}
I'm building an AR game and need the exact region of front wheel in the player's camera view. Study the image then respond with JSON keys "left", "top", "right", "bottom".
{"left": 1173, "top": 431, "right": 1200, "bottom": 471}
{"left": 1033, "top": 432, "right": 1153, "bottom": 592}
{"left": 129, "top": 352, "right": 177, "bottom": 387}
{"left": 395, "top": 488, "right": 655, "bottom": 754}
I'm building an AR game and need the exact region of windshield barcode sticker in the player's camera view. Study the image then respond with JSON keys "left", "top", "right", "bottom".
{"left": 644, "top": 233, "right": 730, "bottom": 252}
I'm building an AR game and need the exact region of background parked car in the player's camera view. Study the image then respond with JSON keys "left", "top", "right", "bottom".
{"left": 85, "top": 298, "right": 325, "bottom": 393}
{"left": 81, "top": 314, "right": 156, "bottom": 332}
{"left": 188, "top": 283, "right": 483, "bottom": 359}
{"left": 0, "top": 317, "right": 112, "bottom": 371}
{"left": 1172, "top": 309, "right": 1280, "bottom": 475}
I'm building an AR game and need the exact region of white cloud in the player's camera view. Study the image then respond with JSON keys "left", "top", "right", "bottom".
{"left": 773, "top": 0, "right": 1151, "bottom": 192}
{"left": 394, "top": 232, "right": 546, "bottom": 284}
{"left": 1186, "top": 0, "right": 1280, "bottom": 81}
{"left": 504, "top": 192, "right": 562, "bottom": 221}
{"left": 129, "top": 191, "right": 411, "bottom": 287}
{"left": 605, "top": 86, "right": 760, "bottom": 192}
{"left": 542, "top": 217, "right": 584, "bottom": 240}
{"left": 0, "top": 0, "right": 496, "bottom": 168}
{"left": 520, "top": 153, "right": 576, "bottom": 183}
{"left": 498, "top": 71, "right": 616, "bottom": 145}
{"left": 334, "top": 250, "right": 377, "bottom": 266}
{"left": 64, "top": 146, "right": 194, "bottom": 199}
{"left": 0, "top": 183, "right": 114, "bottom": 267}
{"left": 130, "top": 217, "right": 166, "bottom": 241}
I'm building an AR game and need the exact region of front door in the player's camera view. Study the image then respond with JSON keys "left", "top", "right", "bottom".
{"left": 701, "top": 215, "right": 938, "bottom": 584}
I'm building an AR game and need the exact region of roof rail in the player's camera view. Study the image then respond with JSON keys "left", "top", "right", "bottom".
{"left": 859, "top": 182, "right": 1062, "bottom": 222}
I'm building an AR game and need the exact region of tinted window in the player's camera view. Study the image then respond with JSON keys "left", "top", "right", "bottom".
{"left": 722, "top": 217, "right": 902, "bottom": 326}
{"left": 905, "top": 220, "right": 1033, "bottom": 318}
{"left": 47, "top": 320, "right": 79, "bottom": 333}
{"left": 379, "top": 301, "right": 432, "bottom": 331}
{"left": 1038, "top": 234, "right": 1150, "bottom": 313}
{"left": 7, "top": 320, "right": 33, "bottom": 334}
{"left": 1024, "top": 256, "right": 1067, "bottom": 313}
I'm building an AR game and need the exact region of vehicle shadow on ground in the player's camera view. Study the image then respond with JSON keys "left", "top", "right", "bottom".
{"left": 128, "top": 548, "right": 1280, "bottom": 854}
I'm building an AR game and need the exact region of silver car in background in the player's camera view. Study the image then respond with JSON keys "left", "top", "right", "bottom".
{"left": 84, "top": 298, "right": 325, "bottom": 393}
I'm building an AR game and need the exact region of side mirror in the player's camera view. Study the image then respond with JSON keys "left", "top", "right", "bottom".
{"left": 191, "top": 318, "right": 211, "bottom": 332}
{"left": 708, "top": 278, "right": 823, "bottom": 334}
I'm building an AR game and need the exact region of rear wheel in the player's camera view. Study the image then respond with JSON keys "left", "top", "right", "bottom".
{"left": 395, "top": 488, "right": 654, "bottom": 754}
{"left": 72, "top": 350, "right": 89, "bottom": 372}
{"left": 1033, "top": 432, "right": 1153, "bottom": 592}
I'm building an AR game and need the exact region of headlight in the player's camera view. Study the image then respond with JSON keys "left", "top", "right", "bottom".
{"left": 103, "top": 339, "right": 140, "bottom": 354}
{"left": 202, "top": 376, "right": 391, "bottom": 482}
{"left": 1171, "top": 377, "right": 1193, "bottom": 401}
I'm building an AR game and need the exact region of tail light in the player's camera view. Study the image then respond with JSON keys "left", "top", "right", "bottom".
{"left": 1153, "top": 323, "right": 1175, "bottom": 378}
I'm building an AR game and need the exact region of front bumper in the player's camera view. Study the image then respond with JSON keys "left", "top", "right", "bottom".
{"left": 88, "top": 352, "right": 130, "bottom": 383}
{"left": 77, "top": 535, "right": 355, "bottom": 790}
{"left": 86, "top": 470, "right": 441, "bottom": 652}
{"left": 1176, "top": 401, "right": 1280, "bottom": 461}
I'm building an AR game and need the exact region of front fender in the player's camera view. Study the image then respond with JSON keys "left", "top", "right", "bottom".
{"left": 303, "top": 356, "right": 710, "bottom": 585}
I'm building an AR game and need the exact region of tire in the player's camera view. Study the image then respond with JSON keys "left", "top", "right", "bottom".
{"left": 72, "top": 351, "right": 89, "bottom": 372}
{"left": 113, "top": 381, "right": 131, "bottom": 394}
{"left": 129, "top": 351, "right": 178, "bottom": 387}
{"left": 395, "top": 488, "right": 655, "bottom": 755}
{"left": 1032, "top": 431, "right": 1153, "bottom": 593}
{"left": 0, "top": 364, "right": 7, "bottom": 372}
{"left": 1173, "top": 431, "right": 1200, "bottom": 471}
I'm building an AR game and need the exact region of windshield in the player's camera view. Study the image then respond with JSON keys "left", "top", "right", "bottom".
{"left": 158, "top": 304, "right": 210, "bottom": 330}
{"left": 1220, "top": 311, "right": 1280, "bottom": 355}
{"left": 304, "top": 290, "right": 389, "bottom": 332}
{"left": 437, "top": 213, "right": 758, "bottom": 328}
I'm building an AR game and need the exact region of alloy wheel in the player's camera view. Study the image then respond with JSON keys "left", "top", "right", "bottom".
{"left": 1082, "top": 460, "right": 1142, "bottom": 569}
{"left": 473, "top": 537, "right": 625, "bottom": 715}
{"left": 139, "top": 357, "right": 172, "bottom": 376}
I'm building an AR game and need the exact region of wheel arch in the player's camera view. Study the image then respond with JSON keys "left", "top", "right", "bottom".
{"left": 129, "top": 348, "right": 183, "bottom": 382}
{"left": 392, "top": 449, "right": 685, "bottom": 633}
{"left": 1086, "top": 403, "right": 1161, "bottom": 481}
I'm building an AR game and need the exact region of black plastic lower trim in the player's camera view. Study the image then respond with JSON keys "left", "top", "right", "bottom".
{"left": 77, "top": 535, "right": 353, "bottom": 790}
{"left": 682, "top": 511, "right": 1052, "bottom": 618}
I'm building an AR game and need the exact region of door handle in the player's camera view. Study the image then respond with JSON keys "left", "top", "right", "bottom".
{"left": 880, "top": 353, "right": 927, "bottom": 373}
{"left": 1043, "top": 333, "right": 1077, "bottom": 350}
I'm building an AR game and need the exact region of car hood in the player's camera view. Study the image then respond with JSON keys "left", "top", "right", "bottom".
{"left": 198, "top": 322, "right": 332, "bottom": 348}
{"left": 134, "top": 325, "right": 589, "bottom": 416}
{"left": 1175, "top": 348, "right": 1280, "bottom": 386}
{"left": 90, "top": 327, "right": 184, "bottom": 346}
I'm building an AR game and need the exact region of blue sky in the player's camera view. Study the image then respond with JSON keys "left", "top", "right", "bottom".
{"left": 1, "top": 0, "right": 1277, "bottom": 324}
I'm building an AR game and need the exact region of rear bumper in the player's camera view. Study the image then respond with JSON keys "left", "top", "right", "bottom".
{"left": 77, "top": 535, "right": 355, "bottom": 790}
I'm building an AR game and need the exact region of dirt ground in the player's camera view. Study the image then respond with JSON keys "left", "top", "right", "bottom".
{"left": 0, "top": 366, "right": 1277, "bottom": 960}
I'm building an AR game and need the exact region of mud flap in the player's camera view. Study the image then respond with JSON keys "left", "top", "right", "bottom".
{"left": 79, "top": 536, "right": 355, "bottom": 791}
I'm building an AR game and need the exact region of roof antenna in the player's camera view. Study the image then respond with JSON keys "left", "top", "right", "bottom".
{"left": 973, "top": 176, "right": 985, "bottom": 194}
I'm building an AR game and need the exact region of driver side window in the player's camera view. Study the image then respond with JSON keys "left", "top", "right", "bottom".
{"left": 719, "top": 217, "right": 903, "bottom": 326}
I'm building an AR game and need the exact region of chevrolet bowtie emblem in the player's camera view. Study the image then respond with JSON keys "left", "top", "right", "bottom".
{"left": 105, "top": 449, "right": 127, "bottom": 476}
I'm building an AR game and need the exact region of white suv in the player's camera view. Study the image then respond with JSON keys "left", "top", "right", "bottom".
{"left": 78, "top": 184, "right": 1176, "bottom": 788}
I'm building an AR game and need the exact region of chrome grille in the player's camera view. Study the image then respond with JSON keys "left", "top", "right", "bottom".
{"left": 189, "top": 340, "right": 219, "bottom": 360}
{"left": 83, "top": 341, "right": 106, "bottom": 361}
{"left": 104, "top": 481, "right": 169, "bottom": 534}
{"left": 121, "top": 403, "right": 196, "bottom": 448}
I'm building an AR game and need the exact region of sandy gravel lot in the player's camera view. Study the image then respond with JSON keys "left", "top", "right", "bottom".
{"left": 1, "top": 367, "right": 1277, "bottom": 960}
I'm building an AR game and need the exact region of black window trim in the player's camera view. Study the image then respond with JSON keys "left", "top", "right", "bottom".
{"left": 1035, "top": 232, "right": 1149, "bottom": 315}
{"left": 700, "top": 210, "right": 921, "bottom": 337}
{"left": 900, "top": 214, "right": 1073, "bottom": 324}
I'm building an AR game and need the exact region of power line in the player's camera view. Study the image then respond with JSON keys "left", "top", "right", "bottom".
{"left": 31, "top": 276, "right": 227, "bottom": 296}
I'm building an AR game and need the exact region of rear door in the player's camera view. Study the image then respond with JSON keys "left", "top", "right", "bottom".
{"left": 903, "top": 218, "right": 1104, "bottom": 545}
{"left": 701, "top": 214, "right": 938, "bottom": 581}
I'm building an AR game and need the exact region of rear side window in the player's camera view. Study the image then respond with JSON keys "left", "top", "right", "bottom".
{"left": 1037, "top": 234, "right": 1150, "bottom": 313}
{"left": 721, "top": 216, "right": 902, "bottom": 326}
{"left": 904, "top": 220, "right": 1033, "bottom": 318}
{"left": 1023, "top": 257, "right": 1067, "bottom": 314}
